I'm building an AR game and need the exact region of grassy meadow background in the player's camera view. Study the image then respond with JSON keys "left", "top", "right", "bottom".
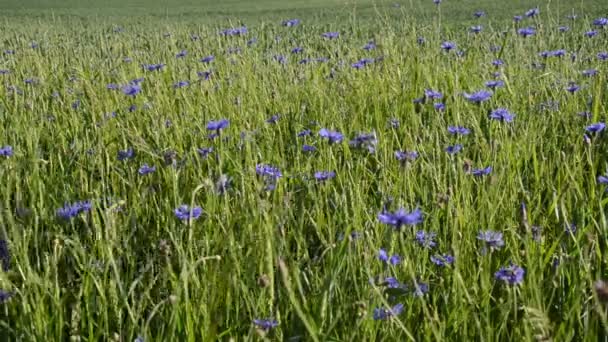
{"left": 1, "top": 0, "right": 608, "bottom": 340}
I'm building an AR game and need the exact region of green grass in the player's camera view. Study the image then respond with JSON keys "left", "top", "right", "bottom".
{"left": 0, "top": 0, "right": 608, "bottom": 341}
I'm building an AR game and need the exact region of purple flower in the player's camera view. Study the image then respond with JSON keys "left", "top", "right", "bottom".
{"left": 441, "top": 41, "right": 456, "bottom": 51}
{"left": 0, "top": 146, "right": 13, "bottom": 157}
{"left": 586, "top": 122, "right": 605, "bottom": 133}
{"left": 489, "top": 108, "right": 515, "bottom": 122}
{"left": 314, "top": 171, "right": 336, "bottom": 182}
{"left": 138, "top": 164, "right": 156, "bottom": 175}
{"left": 197, "top": 147, "right": 214, "bottom": 158}
{"left": 566, "top": 83, "right": 580, "bottom": 93}
{"left": 448, "top": 126, "right": 470, "bottom": 135}
{"left": 349, "top": 132, "right": 377, "bottom": 153}
{"left": 118, "top": 148, "right": 135, "bottom": 161}
{"left": 559, "top": 26, "right": 569, "bottom": 32}
{"left": 200, "top": 55, "right": 215, "bottom": 63}
{"left": 373, "top": 304, "right": 404, "bottom": 320}
{"left": 445, "top": 144, "right": 463, "bottom": 154}
{"left": 319, "top": 128, "right": 343, "bottom": 144}
{"left": 197, "top": 70, "right": 212, "bottom": 80}
{"left": 492, "top": 59, "right": 504, "bottom": 67}
{"left": 434, "top": 103, "right": 446, "bottom": 111}
{"left": 593, "top": 17, "right": 608, "bottom": 26}
{"left": 107, "top": 83, "right": 119, "bottom": 90}
{"left": 56, "top": 200, "right": 92, "bottom": 220}
{"left": 395, "top": 150, "right": 419, "bottom": 162}
{"left": 0, "top": 239, "right": 11, "bottom": 272}
{"left": 282, "top": 18, "right": 300, "bottom": 27}
{"left": 415, "top": 230, "right": 437, "bottom": 249}
{"left": 302, "top": 145, "right": 317, "bottom": 153}
{"left": 378, "top": 248, "right": 401, "bottom": 265}
{"left": 463, "top": 90, "right": 492, "bottom": 104}
{"left": 477, "top": 230, "right": 504, "bottom": 250}
{"left": 495, "top": 264, "right": 525, "bottom": 285}
{"left": 471, "top": 166, "right": 492, "bottom": 176}
{"left": 525, "top": 7, "right": 540, "bottom": 17}
{"left": 143, "top": 63, "right": 165, "bottom": 71}
{"left": 413, "top": 282, "right": 429, "bottom": 297}
{"left": 582, "top": 69, "right": 598, "bottom": 77}
{"left": 298, "top": 129, "right": 312, "bottom": 137}
{"left": 424, "top": 89, "right": 443, "bottom": 100}
{"left": 0, "top": 290, "right": 14, "bottom": 304}
{"left": 220, "top": 26, "right": 247, "bottom": 36}
{"left": 378, "top": 208, "right": 423, "bottom": 229}
{"left": 207, "top": 119, "right": 229, "bottom": 132}
{"left": 363, "top": 42, "right": 376, "bottom": 51}
{"left": 253, "top": 319, "right": 278, "bottom": 331}
{"left": 176, "top": 50, "right": 187, "bottom": 58}
{"left": 598, "top": 52, "right": 608, "bottom": 61}
{"left": 173, "top": 81, "right": 189, "bottom": 89}
{"left": 256, "top": 164, "right": 282, "bottom": 179}
{"left": 586, "top": 30, "right": 598, "bottom": 38}
{"left": 518, "top": 27, "right": 536, "bottom": 37}
{"left": 174, "top": 205, "right": 202, "bottom": 221}
{"left": 485, "top": 80, "right": 504, "bottom": 89}
{"left": 513, "top": 15, "right": 523, "bottom": 22}
{"left": 351, "top": 58, "right": 374, "bottom": 69}
{"left": 470, "top": 26, "right": 483, "bottom": 34}
{"left": 322, "top": 32, "right": 340, "bottom": 39}
{"left": 291, "top": 47, "right": 303, "bottom": 54}
{"left": 430, "top": 254, "right": 454, "bottom": 267}
{"left": 474, "top": 10, "right": 485, "bottom": 18}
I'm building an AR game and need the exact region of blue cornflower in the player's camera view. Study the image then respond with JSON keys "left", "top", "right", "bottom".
{"left": 464, "top": 90, "right": 492, "bottom": 104}
{"left": 0, "top": 69, "right": 10, "bottom": 75}
{"left": 492, "top": 59, "right": 504, "bottom": 67}
{"left": 197, "top": 70, "right": 212, "bottom": 80}
{"left": 583, "top": 69, "right": 598, "bottom": 77}
{"left": 470, "top": 25, "right": 483, "bottom": 34}
{"left": 434, "top": 102, "right": 446, "bottom": 111}
{"left": 378, "top": 208, "right": 423, "bottom": 229}
{"left": 445, "top": 144, "right": 463, "bottom": 155}
{"left": 415, "top": 230, "right": 437, "bottom": 249}
{"left": 417, "top": 36, "right": 425, "bottom": 45}
{"left": 363, "top": 41, "right": 376, "bottom": 50}
{"left": 0, "top": 290, "right": 14, "bottom": 304}
{"left": 559, "top": 26, "right": 569, "bottom": 32}
{"left": 121, "top": 84, "right": 141, "bottom": 96}
{"left": 593, "top": 17, "right": 608, "bottom": 26}
{"left": 495, "top": 264, "right": 525, "bottom": 285}
{"left": 0, "top": 146, "right": 13, "bottom": 157}
{"left": 321, "top": 32, "right": 340, "bottom": 39}
{"left": 489, "top": 108, "right": 515, "bottom": 122}
{"left": 448, "top": 126, "right": 470, "bottom": 135}
{"left": 174, "top": 205, "right": 202, "bottom": 221}
{"left": 200, "top": 55, "right": 215, "bottom": 63}
{"left": 138, "top": 164, "right": 156, "bottom": 175}
{"left": 388, "top": 118, "right": 400, "bottom": 128}
{"left": 118, "top": 148, "right": 135, "bottom": 161}
{"left": 220, "top": 26, "right": 248, "bottom": 36}
{"left": 256, "top": 164, "right": 282, "bottom": 179}
{"left": 56, "top": 200, "right": 92, "bottom": 220}
{"left": 471, "top": 166, "right": 492, "bottom": 176}
{"left": 266, "top": 114, "right": 280, "bottom": 124}
{"left": 253, "top": 318, "right": 279, "bottom": 331}
{"left": 291, "top": 47, "right": 303, "bottom": 54}
{"left": 513, "top": 15, "right": 523, "bottom": 22}
{"left": 173, "top": 81, "right": 189, "bottom": 89}
{"left": 485, "top": 80, "right": 504, "bottom": 89}
{"left": 441, "top": 41, "right": 456, "bottom": 51}
{"left": 351, "top": 58, "right": 374, "bottom": 69}
{"left": 282, "top": 19, "right": 300, "bottom": 27}
{"left": 525, "top": 7, "right": 540, "bottom": 17}
{"left": 197, "top": 147, "right": 214, "bottom": 159}
{"left": 319, "top": 128, "right": 343, "bottom": 144}
{"left": 176, "top": 50, "right": 187, "bottom": 58}
{"left": 314, "top": 171, "right": 336, "bottom": 182}
{"left": 586, "top": 122, "right": 605, "bottom": 133}
{"left": 130, "top": 77, "right": 144, "bottom": 85}
{"left": 107, "top": 83, "right": 119, "bottom": 90}
{"left": 598, "top": 52, "right": 608, "bottom": 61}
{"left": 143, "top": 63, "right": 165, "bottom": 71}
{"left": 424, "top": 89, "right": 443, "bottom": 100}
{"left": 474, "top": 10, "right": 485, "bottom": 18}
{"left": 302, "top": 145, "right": 317, "bottom": 153}
{"left": 586, "top": 30, "right": 598, "bottom": 38}
{"left": 0, "top": 239, "right": 10, "bottom": 271}
{"left": 273, "top": 55, "right": 287, "bottom": 64}
{"left": 207, "top": 119, "right": 229, "bottom": 132}
{"left": 395, "top": 150, "right": 419, "bottom": 162}
{"left": 349, "top": 132, "right": 377, "bottom": 153}
{"left": 477, "top": 230, "right": 504, "bottom": 250}
{"left": 518, "top": 27, "right": 536, "bottom": 37}
{"left": 373, "top": 304, "right": 404, "bottom": 320}
{"left": 297, "top": 129, "right": 312, "bottom": 137}
{"left": 430, "top": 254, "right": 455, "bottom": 267}
{"left": 378, "top": 248, "right": 401, "bottom": 265}
{"left": 413, "top": 282, "right": 429, "bottom": 297}
{"left": 566, "top": 83, "right": 580, "bottom": 93}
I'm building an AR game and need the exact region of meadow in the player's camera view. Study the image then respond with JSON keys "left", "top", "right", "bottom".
{"left": 1, "top": 0, "right": 608, "bottom": 340}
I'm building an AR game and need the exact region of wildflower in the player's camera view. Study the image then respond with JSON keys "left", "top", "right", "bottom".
{"left": 297, "top": 129, "right": 311, "bottom": 137}
{"left": 434, "top": 102, "right": 446, "bottom": 111}
{"left": 197, "top": 147, "right": 214, "bottom": 159}
{"left": 256, "top": 164, "right": 282, "bottom": 179}
{"left": 415, "top": 231, "right": 437, "bottom": 249}
{"left": 282, "top": 18, "right": 300, "bottom": 27}
{"left": 492, "top": 59, "right": 504, "bottom": 67}
{"left": 566, "top": 83, "right": 580, "bottom": 93}
{"left": 318, "top": 128, "right": 343, "bottom": 144}
{"left": 413, "top": 282, "right": 429, "bottom": 297}
{"left": 174, "top": 205, "right": 202, "bottom": 221}
{"left": 253, "top": 319, "right": 278, "bottom": 331}
{"left": 593, "top": 18, "right": 608, "bottom": 26}
{"left": 485, "top": 80, "right": 504, "bottom": 89}
{"left": 349, "top": 132, "right": 377, "bottom": 153}
{"left": 56, "top": 200, "right": 92, "bottom": 220}
{"left": 220, "top": 26, "right": 247, "bottom": 36}
{"left": 513, "top": 15, "right": 523, "bottom": 22}
{"left": 531, "top": 226, "right": 542, "bottom": 242}
{"left": 417, "top": 36, "right": 425, "bottom": 45}
{"left": 314, "top": 171, "right": 336, "bottom": 182}
{"left": 321, "top": 32, "right": 339, "bottom": 39}
{"left": 559, "top": 26, "right": 569, "bottom": 32}
{"left": 598, "top": 52, "right": 608, "bottom": 61}
{"left": 0, "top": 146, "right": 13, "bottom": 157}
{"left": 197, "top": 70, "right": 212, "bottom": 80}
{"left": 463, "top": 90, "right": 492, "bottom": 104}
{"left": 118, "top": 148, "right": 134, "bottom": 161}
{"left": 471, "top": 166, "right": 492, "bottom": 176}
{"left": 373, "top": 304, "right": 404, "bottom": 320}
{"left": 143, "top": 63, "right": 165, "bottom": 71}
{"left": 302, "top": 145, "right": 317, "bottom": 153}
{"left": 430, "top": 254, "right": 454, "bottom": 267}
{"left": 565, "top": 223, "right": 577, "bottom": 235}
{"left": 474, "top": 10, "right": 485, "bottom": 18}
{"left": 138, "top": 164, "right": 156, "bottom": 175}
{"left": 489, "top": 108, "right": 515, "bottom": 122}
{"left": 200, "top": 55, "right": 215, "bottom": 63}
{"left": 518, "top": 27, "right": 536, "bottom": 37}
{"left": 470, "top": 26, "right": 483, "bottom": 34}
{"left": 441, "top": 41, "right": 456, "bottom": 51}
{"left": 363, "top": 41, "right": 376, "bottom": 50}
{"left": 586, "top": 30, "right": 598, "bottom": 38}
{"left": 583, "top": 69, "right": 598, "bottom": 77}
{"left": 388, "top": 118, "right": 400, "bottom": 128}
{"left": 495, "top": 264, "right": 525, "bottom": 285}
{"left": 173, "top": 81, "right": 189, "bottom": 89}
{"left": 378, "top": 248, "right": 401, "bottom": 265}
{"left": 477, "top": 230, "right": 504, "bottom": 250}
{"left": 273, "top": 55, "right": 287, "bottom": 64}
{"left": 351, "top": 58, "right": 374, "bottom": 69}
{"left": 586, "top": 122, "right": 605, "bottom": 133}
{"left": 424, "top": 89, "right": 443, "bottom": 100}
{"left": 378, "top": 208, "right": 423, "bottom": 229}
{"left": 448, "top": 126, "right": 470, "bottom": 135}
{"left": 291, "top": 47, "right": 303, "bottom": 54}
{"left": 207, "top": 119, "right": 229, "bottom": 132}
{"left": 0, "top": 290, "right": 14, "bottom": 304}
{"left": 395, "top": 150, "right": 418, "bottom": 162}
{"left": 445, "top": 144, "right": 463, "bottom": 154}
{"left": 525, "top": 7, "right": 540, "bottom": 17}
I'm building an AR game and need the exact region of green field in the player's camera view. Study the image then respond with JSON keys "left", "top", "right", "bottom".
{"left": 1, "top": 0, "right": 608, "bottom": 341}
